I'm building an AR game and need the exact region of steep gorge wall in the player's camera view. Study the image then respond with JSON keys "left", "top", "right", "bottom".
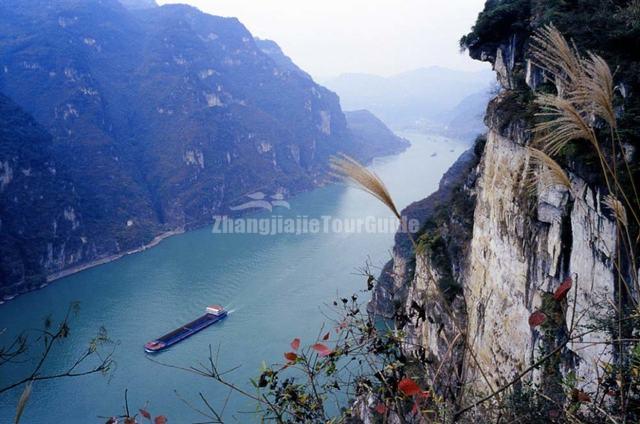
{"left": 462, "top": 97, "right": 616, "bottom": 394}
{"left": 0, "top": 0, "right": 408, "bottom": 299}
{"left": 371, "top": 3, "right": 628, "bottom": 409}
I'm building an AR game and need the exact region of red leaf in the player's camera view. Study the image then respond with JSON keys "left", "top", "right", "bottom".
{"left": 284, "top": 351, "right": 298, "bottom": 362}
{"left": 322, "top": 332, "right": 330, "bottom": 341}
{"left": 578, "top": 392, "right": 592, "bottom": 403}
{"left": 311, "top": 343, "right": 333, "bottom": 357}
{"left": 154, "top": 417, "right": 167, "bottom": 424}
{"left": 398, "top": 378, "right": 422, "bottom": 396}
{"left": 290, "top": 338, "right": 300, "bottom": 351}
{"left": 528, "top": 311, "right": 546, "bottom": 327}
{"left": 553, "top": 277, "right": 573, "bottom": 301}
{"left": 374, "top": 403, "right": 387, "bottom": 415}
{"left": 572, "top": 388, "right": 592, "bottom": 403}
{"left": 139, "top": 409, "right": 151, "bottom": 420}
{"left": 124, "top": 418, "right": 136, "bottom": 424}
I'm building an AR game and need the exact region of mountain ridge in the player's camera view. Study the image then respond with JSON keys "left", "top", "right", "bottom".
{"left": 0, "top": 0, "right": 407, "bottom": 299}
{"left": 119, "top": 0, "right": 157, "bottom": 9}
{"left": 324, "top": 66, "right": 494, "bottom": 138}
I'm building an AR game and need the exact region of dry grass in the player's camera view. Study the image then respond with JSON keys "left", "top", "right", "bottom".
{"left": 14, "top": 381, "right": 31, "bottom": 424}
{"left": 525, "top": 147, "right": 572, "bottom": 195}
{"left": 530, "top": 24, "right": 585, "bottom": 92}
{"left": 531, "top": 25, "right": 615, "bottom": 151}
{"left": 329, "top": 154, "right": 401, "bottom": 219}
{"left": 530, "top": 25, "right": 640, "bottom": 227}
{"left": 603, "top": 194, "right": 628, "bottom": 228}
{"left": 574, "top": 52, "right": 617, "bottom": 129}
{"left": 534, "top": 94, "right": 598, "bottom": 156}
{"left": 527, "top": 26, "right": 640, "bottom": 423}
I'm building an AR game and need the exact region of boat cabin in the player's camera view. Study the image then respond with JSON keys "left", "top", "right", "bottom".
{"left": 206, "top": 305, "right": 225, "bottom": 316}
{"left": 144, "top": 340, "right": 166, "bottom": 352}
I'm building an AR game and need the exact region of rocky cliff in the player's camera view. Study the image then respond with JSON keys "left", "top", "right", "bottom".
{"left": 0, "top": 94, "right": 87, "bottom": 298}
{"left": 371, "top": 0, "right": 639, "bottom": 416}
{"left": 0, "top": 0, "right": 407, "bottom": 299}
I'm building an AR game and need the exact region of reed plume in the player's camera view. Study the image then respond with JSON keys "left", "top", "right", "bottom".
{"left": 533, "top": 94, "right": 597, "bottom": 156}
{"left": 525, "top": 147, "right": 572, "bottom": 195}
{"left": 574, "top": 52, "right": 617, "bottom": 129}
{"left": 329, "top": 154, "right": 401, "bottom": 220}
{"left": 604, "top": 194, "right": 628, "bottom": 228}
{"left": 530, "top": 24, "right": 585, "bottom": 92}
{"left": 531, "top": 25, "right": 616, "bottom": 144}
{"left": 14, "top": 381, "right": 32, "bottom": 424}
{"left": 530, "top": 25, "right": 640, "bottom": 224}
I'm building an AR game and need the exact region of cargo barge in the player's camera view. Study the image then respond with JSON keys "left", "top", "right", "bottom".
{"left": 144, "top": 305, "right": 227, "bottom": 353}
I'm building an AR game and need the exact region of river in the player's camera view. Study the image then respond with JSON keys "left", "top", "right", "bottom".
{"left": 0, "top": 132, "right": 470, "bottom": 422}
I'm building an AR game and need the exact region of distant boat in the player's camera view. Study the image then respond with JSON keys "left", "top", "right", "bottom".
{"left": 144, "top": 305, "right": 227, "bottom": 353}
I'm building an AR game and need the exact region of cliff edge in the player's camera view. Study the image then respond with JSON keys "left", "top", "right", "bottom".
{"left": 370, "top": 0, "right": 640, "bottom": 417}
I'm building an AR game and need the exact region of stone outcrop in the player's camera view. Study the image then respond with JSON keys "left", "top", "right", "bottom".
{"left": 371, "top": 21, "right": 623, "bottom": 413}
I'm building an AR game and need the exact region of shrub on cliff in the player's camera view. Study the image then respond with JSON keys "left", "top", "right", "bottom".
{"left": 459, "top": 0, "right": 531, "bottom": 50}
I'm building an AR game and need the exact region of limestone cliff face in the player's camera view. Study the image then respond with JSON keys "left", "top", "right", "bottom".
{"left": 463, "top": 104, "right": 616, "bottom": 394}
{"left": 371, "top": 34, "right": 619, "bottom": 407}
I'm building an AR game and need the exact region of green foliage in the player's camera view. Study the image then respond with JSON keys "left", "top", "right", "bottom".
{"left": 0, "top": 0, "right": 406, "bottom": 298}
{"left": 490, "top": 85, "right": 535, "bottom": 131}
{"left": 412, "top": 147, "right": 479, "bottom": 303}
{"left": 170, "top": 290, "right": 445, "bottom": 423}
{"left": 0, "top": 95, "right": 85, "bottom": 297}
{"left": 460, "top": 0, "right": 532, "bottom": 50}
{"left": 248, "top": 295, "right": 422, "bottom": 423}
{"left": 416, "top": 231, "right": 461, "bottom": 301}
{"left": 500, "top": 382, "right": 555, "bottom": 423}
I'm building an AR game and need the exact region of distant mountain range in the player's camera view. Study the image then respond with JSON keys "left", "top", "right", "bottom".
{"left": 0, "top": 0, "right": 407, "bottom": 299}
{"left": 323, "top": 67, "right": 496, "bottom": 140}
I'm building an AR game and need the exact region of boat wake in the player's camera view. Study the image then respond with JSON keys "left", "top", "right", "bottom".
{"left": 222, "top": 302, "right": 239, "bottom": 315}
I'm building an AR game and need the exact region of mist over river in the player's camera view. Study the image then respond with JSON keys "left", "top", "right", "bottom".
{"left": 0, "top": 132, "right": 470, "bottom": 422}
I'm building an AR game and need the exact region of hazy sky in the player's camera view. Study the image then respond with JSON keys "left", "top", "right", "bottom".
{"left": 157, "top": 0, "right": 489, "bottom": 79}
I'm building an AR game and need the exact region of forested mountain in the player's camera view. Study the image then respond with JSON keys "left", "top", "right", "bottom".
{"left": 0, "top": 94, "right": 86, "bottom": 298}
{"left": 0, "top": 0, "right": 407, "bottom": 299}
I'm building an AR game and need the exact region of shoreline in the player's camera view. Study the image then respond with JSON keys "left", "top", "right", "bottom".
{"left": 46, "top": 228, "right": 185, "bottom": 282}
{"left": 0, "top": 229, "right": 185, "bottom": 304}
{"left": 0, "top": 144, "right": 414, "bottom": 305}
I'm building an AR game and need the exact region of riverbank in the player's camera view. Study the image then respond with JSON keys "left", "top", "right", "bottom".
{"left": 0, "top": 132, "right": 467, "bottom": 421}
{"left": 2, "top": 143, "right": 412, "bottom": 304}
{"left": 1, "top": 229, "right": 185, "bottom": 303}
{"left": 46, "top": 229, "right": 186, "bottom": 283}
